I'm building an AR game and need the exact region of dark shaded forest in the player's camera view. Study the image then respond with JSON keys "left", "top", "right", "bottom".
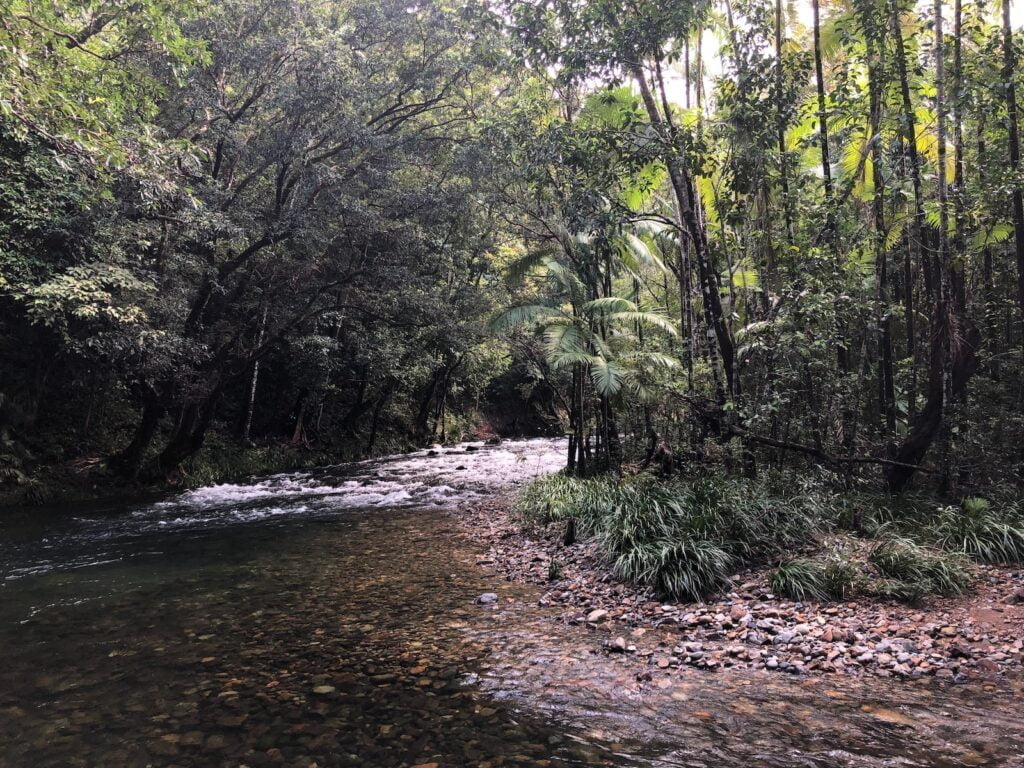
{"left": 5, "top": 0, "right": 1024, "bottom": 507}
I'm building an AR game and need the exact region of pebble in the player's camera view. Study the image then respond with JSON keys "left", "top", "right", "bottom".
{"left": 466, "top": 497, "right": 1024, "bottom": 681}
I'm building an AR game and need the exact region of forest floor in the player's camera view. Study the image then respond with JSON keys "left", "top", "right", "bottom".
{"left": 458, "top": 496, "right": 1024, "bottom": 682}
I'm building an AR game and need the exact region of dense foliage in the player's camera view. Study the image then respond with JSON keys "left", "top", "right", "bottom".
{"left": 5, "top": 0, "right": 1024, "bottom": 502}
{"left": 492, "top": 0, "right": 1024, "bottom": 495}
{"left": 517, "top": 472, "right": 1023, "bottom": 601}
{"left": 1, "top": 0, "right": 518, "bottom": 491}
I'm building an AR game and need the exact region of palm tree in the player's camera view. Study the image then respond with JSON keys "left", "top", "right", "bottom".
{"left": 492, "top": 249, "right": 678, "bottom": 474}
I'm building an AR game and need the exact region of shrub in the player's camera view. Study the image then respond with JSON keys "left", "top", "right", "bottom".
{"left": 643, "top": 539, "right": 733, "bottom": 601}
{"left": 821, "top": 552, "right": 860, "bottom": 599}
{"left": 770, "top": 559, "right": 831, "bottom": 601}
{"left": 868, "top": 536, "right": 971, "bottom": 596}
{"left": 547, "top": 559, "right": 563, "bottom": 581}
{"left": 517, "top": 473, "right": 829, "bottom": 601}
{"left": 867, "top": 578, "right": 930, "bottom": 605}
{"left": 832, "top": 492, "right": 933, "bottom": 536}
{"left": 770, "top": 551, "right": 859, "bottom": 602}
{"left": 514, "top": 474, "right": 593, "bottom": 525}
{"left": 930, "top": 497, "right": 1024, "bottom": 564}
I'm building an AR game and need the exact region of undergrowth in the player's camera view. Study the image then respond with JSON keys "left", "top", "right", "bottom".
{"left": 516, "top": 473, "right": 825, "bottom": 601}
{"left": 931, "top": 497, "right": 1024, "bottom": 563}
{"left": 517, "top": 474, "right": 1022, "bottom": 604}
{"left": 868, "top": 536, "right": 971, "bottom": 596}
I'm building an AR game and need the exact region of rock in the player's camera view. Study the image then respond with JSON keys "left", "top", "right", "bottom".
{"left": 149, "top": 740, "right": 179, "bottom": 757}
{"left": 180, "top": 732, "right": 204, "bottom": 747}
{"left": 586, "top": 609, "right": 609, "bottom": 623}
{"left": 205, "top": 734, "right": 229, "bottom": 750}
{"left": 476, "top": 593, "right": 498, "bottom": 605}
{"left": 312, "top": 685, "right": 336, "bottom": 695}
{"left": 939, "top": 626, "right": 958, "bottom": 637}
{"left": 949, "top": 644, "right": 972, "bottom": 659}
{"left": 485, "top": 437, "right": 502, "bottom": 445}
{"left": 608, "top": 636, "right": 633, "bottom": 653}
{"left": 1005, "top": 587, "right": 1024, "bottom": 605}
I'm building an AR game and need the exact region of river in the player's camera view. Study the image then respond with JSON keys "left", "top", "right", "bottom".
{"left": 1, "top": 438, "right": 1021, "bottom": 767}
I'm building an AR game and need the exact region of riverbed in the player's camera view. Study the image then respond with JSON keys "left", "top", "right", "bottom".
{"left": 1, "top": 439, "right": 1022, "bottom": 767}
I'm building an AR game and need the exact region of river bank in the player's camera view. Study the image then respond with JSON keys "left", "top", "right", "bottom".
{"left": 0, "top": 433, "right": 425, "bottom": 511}
{"left": 4, "top": 439, "right": 1024, "bottom": 767}
{"left": 460, "top": 496, "right": 1024, "bottom": 682}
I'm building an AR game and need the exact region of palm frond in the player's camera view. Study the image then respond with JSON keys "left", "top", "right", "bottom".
{"left": 584, "top": 296, "right": 637, "bottom": 314}
{"left": 608, "top": 310, "right": 679, "bottom": 336}
{"left": 504, "top": 248, "right": 554, "bottom": 285}
{"left": 489, "top": 304, "right": 567, "bottom": 334}
{"left": 589, "top": 358, "right": 626, "bottom": 396}
{"left": 620, "top": 232, "right": 668, "bottom": 273}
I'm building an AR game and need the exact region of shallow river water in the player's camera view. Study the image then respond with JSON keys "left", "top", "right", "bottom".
{"left": 1, "top": 439, "right": 1022, "bottom": 768}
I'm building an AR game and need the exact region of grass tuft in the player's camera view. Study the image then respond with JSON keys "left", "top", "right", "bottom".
{"left": 518, "top": 473, "right": 826, "bottom": 601}
{"left": 770, "top": 559, "right": 831, "bottom": 601}
{"left": 868, "top": 536, "right": 971, "bottom": 596}
{"left": 930, "top": 497, "right": 1024, "bottom": 564}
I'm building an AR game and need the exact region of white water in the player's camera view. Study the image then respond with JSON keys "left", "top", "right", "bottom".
{"left": 164, "top": 437, "right": 565, "bottom": 513}
{"left": 1, "top": 438, "right": 567, "bottom": 581}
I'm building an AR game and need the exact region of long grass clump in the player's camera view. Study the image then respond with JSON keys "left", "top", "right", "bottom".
{"left": 930, "top": 497, "right": 1024, "bottom": 564}
{"left": 868, "top": 536, "right": 972, "bottom": 596}
{"left": 516, "top": 473, "right": 828, "bottom": 601}
{"left": 770, "top": 559, "right": 832, "bottom": 601}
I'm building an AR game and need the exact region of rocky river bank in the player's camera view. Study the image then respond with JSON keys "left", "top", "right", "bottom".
{"left": 4, "top": 439, "right": 1024, "bottom": 767}
{"left": 460, "top": 497, "right": 1024, "bottom": 682}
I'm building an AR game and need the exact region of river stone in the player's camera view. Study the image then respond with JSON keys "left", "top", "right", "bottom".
{"left": 476, "top": 593, "right": 498, "bottom": 605}
{"left": 586, "top": 609, "right": 609, "bottom": 623}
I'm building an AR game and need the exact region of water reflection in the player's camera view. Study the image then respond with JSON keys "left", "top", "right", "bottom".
{"left": 1, "top": 438, "right": 567, "bottom": 581}
{"left": 0, "top": 441, "right": 1022, "bottom": 767}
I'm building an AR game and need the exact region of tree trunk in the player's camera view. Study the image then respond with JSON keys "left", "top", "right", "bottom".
{"left": 812, "top": 0, "right": 834, "bottom": 211}
{"left": 775, "top": 0, "right": 794, "bottom": 245}
{"left": 156, "top": 387, "right": 223, "bottom": 475}
{"left": 625, "top": 55, "right": 736, "bottom": 401}
{"left": 1002, "top": 0, "right": 1024, "bottom": 328}
{"left": 891, "top": 0, "right": 929, "bottom": 417}
{"left": 366, "top": 381, "right": 395, "bottom": 454}
{"left": 886, "top": 0, "right": 980, "bottom": 491}
{"left": 866, "top": 31, "right": 898, "bottom": 438}
{"left": 110, "top": 399, "right": 164, "bottom": 478}
{"left": 239, "top": 305, "right": 267, "bottom": 443}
